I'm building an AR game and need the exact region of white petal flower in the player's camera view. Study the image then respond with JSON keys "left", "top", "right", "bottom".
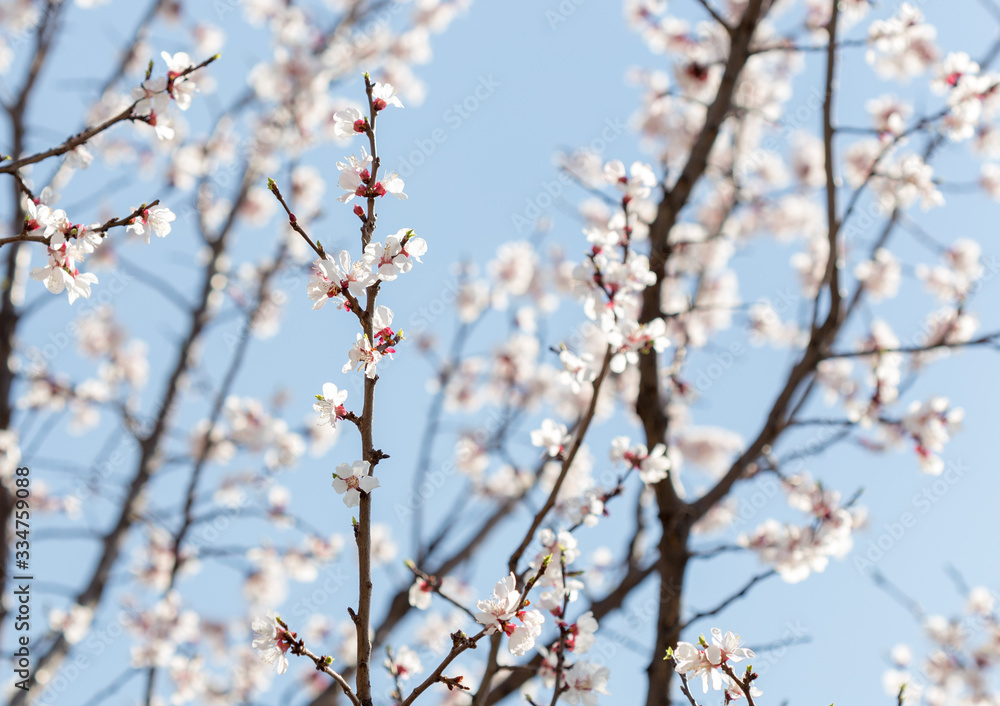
{"left": 333, "top": 106, "right": 366, "bottom": 138}
{"left": 332, "top": 460, "right": 379, "bottom": 507}
{"left": 251, "top": 613, "right": 290, "bottom": 675}
{"left": 475, "top": 573, "right": 520, "bottom": 633}
{"left": 313, "top": 383, "right": 348, "bottom": 428}
{"left": 371, "top": 82, "right": 404, "bottom": 110}
{"left": 127, "top": 205, "right": 176, "bottom": 243}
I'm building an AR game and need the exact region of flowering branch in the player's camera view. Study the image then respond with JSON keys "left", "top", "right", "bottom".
{"left": 0, "top": 199, "right": 161, "bottom": 249}
{"left": 404, "top": 561, "right": 477, "bottom": 620}
{"left": 674, "top": 666, "right": 702, "bottom": 706}
{"left": 483, "top": 560, "right": 658, "bottom": 704}
{"left": 507, "top": 346, "right": 614, "bottom": 575}
{"left": 18, "top": 187, "right": 240, "bottom": 698}
{"left": 275, "top": 616, "right": 361, "bottom": 706}
{"left": 267, "top": 177, "right": 327, "bottom": 259}
{"left": 548, "top": 554, "right": 571, "bottom": 706}
{"left": 719, "top": 663, "right": 759, "bottom": 706}
{"left": 398, "top": 629, "right": 486, "bottom": 706}
{"left": 633, "top": 3, "right": 770, "bottom": 701}
{"left": 0, "top": 55, "right": 219, "bottom": 175}
{"left": 412, "top": 561, "right": 550, "bottom": 706}
{"left": 360, "top": 74, "right": 382, "bottom": 250}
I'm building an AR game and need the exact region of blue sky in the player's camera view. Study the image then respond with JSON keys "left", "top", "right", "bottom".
{"left": 5, "top": 0, "right": 1000, "bottom": 704}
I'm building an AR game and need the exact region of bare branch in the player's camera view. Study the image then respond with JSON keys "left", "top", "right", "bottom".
{"left": 682, "top": 570, "right": 777, "bottom": 629}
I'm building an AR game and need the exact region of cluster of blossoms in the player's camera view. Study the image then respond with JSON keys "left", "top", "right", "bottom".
{"left": 131, "top": 51, "right": 205, "bottom": 140}
{"left": 125, "top": 592, "right": 201, "bottom": 670}
{"left": 25, "top": 197, "right": 101, "bottom": 304}
{"left": 565, "top": 157, "right": 668, "bottom": 340}
{"left": 609, "top": 436, "right": 671, "bottom": 485}
{"left": 531, "top": 419, "right": 571, "bottom": 457}
{"left": 531, "top": 532, "right": 610, "bottom": 703}
{"left": 532, "top": 530, "right": 585, "bottom": 612}
{"left": 344, "top": 306, "right": 403, "bottom": 379}
{"left": 474, "top": 572, "right": 546, "bottom": 657}
{"left": 536, "top": 657, "right": 610, "bottom": 705}
{"left": 200, "top": 396, "right": 306, "bottom": 470}
{"left": 670, "top": 628, "right": 760, "bottom": 702}
{"left": 24, "top": 189, "right": 176, "bottom": 304}
{"left": 738, "top": 474, "right": 865, "bottom": 583}
{"left": 933, "top": 52, "right": 1000, "bottom": 142}
{"left": 866, "top": 4, "right": 939, "bottom": 80}
{"left": 337, "top": 147, "right": 406, "bottom": 203}
{"left": 307, "top": 229, "right": 428, "bottom": 311}
{"left": 917, "top": 239, "right": 985, "bottom": 305}
{"left": 883, "top": 397, "right": 965, "bottom": 475}
{"left": 21, "top": 0, "right": 1000, "bottom": 702}
{"left": 883, "top": 587, "right": 1000, "bottom": 706}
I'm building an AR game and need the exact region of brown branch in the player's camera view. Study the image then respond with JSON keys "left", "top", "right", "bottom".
{"left": 507, "top": 345, "right": 613, "bottom": 575}
{"left": 12, "top": 171, "right": 251, "bottom": 703}
{"left": 674, "top": 665, "right": 702, "bottom": 706}
{"left": 693, "top": 0, "right": 733, "bottom": 33}
{"left": 817, "top": 0, "right": 842, "bottom": 333}
{"left": 400, "top": 629, "right": 485, "bottom": 706}
{"left": 639, "top": 1, "right": 768, "bottom": 703}
{"left": 720, "top": 663, "right": 758, "bottom": 706}
{"left": 268, "top": 177, "right": 327, "bottom": 259}
{"left": 404, "top": 561, "right": 477, "bottom": 620}
{"left": 0, "top": 0, "right": 67, "bottom": 648}
{"left": 823, "top": 330, "right": 1000, "bottom": 359}
{"left": 282, "top": 616, "right": 361, "bottom": 706}
{"left": 681, "top": 570, "right": 777, "bottom": 629}
{"left": 353, "top": 72, "right": 394, "bottom": 706}
{"left": 484, "top": 560, "right": 658, "bottom": 704}
{"left": 0, "top": 55, "right": 219, "bottom": 175}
